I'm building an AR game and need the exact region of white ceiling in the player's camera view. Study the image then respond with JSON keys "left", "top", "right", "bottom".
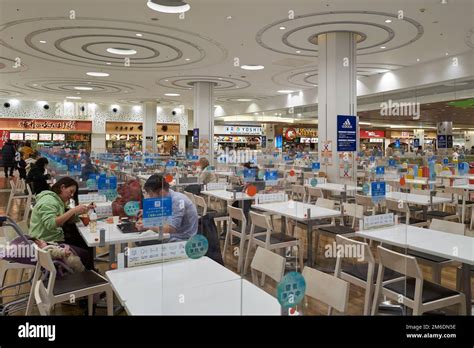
{"left": 0, "top": 0, "right": 473, "bottom": 108}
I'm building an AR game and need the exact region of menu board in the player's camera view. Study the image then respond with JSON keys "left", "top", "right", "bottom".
{"left": 39, "top": 133, "right": 52, "bottom": 141}
{"left": 53, "top": 134, "right": 65, "bottom": 141}
{"left": 10, "top": 133, "right": 24, "bottom": 141}
{"left": 25, "top": 133, "right": 38, "bottom": 141}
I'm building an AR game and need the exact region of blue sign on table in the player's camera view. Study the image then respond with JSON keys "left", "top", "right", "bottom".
{"left": 264, "top": 170, "right": 278, "bottom": 186}
{"left": 376, "top": 166, "right": 385, "bottom": 176}
{"left": 166, "top": 160, "right": 176, "bottom": 167}
{"left": 142, "top": 197, "right": 173, "bottom": 228}
{"left": 337, "top": 115, "right": 357, "bottom": 152}
{"left": 312, "top": 162, "right": 321, "bottom": 171}
{"left": 284, "top": 156, "right": 291, "bottom": 162}
{"left": 371, "top": 182, "right": 386, "bottom": 203}
{"left": 243, "top": 169, "right": 257, "bottom": 183}
{"left": 443, "top": 157, "right": 449, "bottom": 165}
{"left": 144, "top": 158, "right": 155, "bottom": 166}
{"left": 388, "top": 159, "right": 396, "bottom": 167}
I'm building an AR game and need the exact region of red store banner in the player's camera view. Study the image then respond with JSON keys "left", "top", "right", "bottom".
{"left": 360, "top": 130, "right": 385, "bottom": 138}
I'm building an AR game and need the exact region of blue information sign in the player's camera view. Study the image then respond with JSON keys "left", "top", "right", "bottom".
{"left": 312, "top": 162, "right": 321, "bottom": 171}
{"left": 144, "top": 158, "right": 155, "bottom": 166}
{"left": 166, "top": 160, "right": 176, "bottom": 167}
{"left": 371, "top": 182, "right": 386, "bottom": 203}
{"left": 264, "top": 170, "right": 278, "bottom": 186}
{"left": 243, "top": 169, "right": 257, "bottom": 183}
{"left": 438, "top": 135, "right": 447, "bottom": 148}
{"left": 388, "top": 159, "right": 396, "bottom": 167}
{"left": 376, "top": 166, "right": 385, "bottom": 176}
{"left": 337, "top": 115, "right": 357, "bottom": 152}
{"left": 142, "top": 197, "right": 173, "bottom": 228}
{"left": 413, "top": 139, "right": 420, "bottom": 148}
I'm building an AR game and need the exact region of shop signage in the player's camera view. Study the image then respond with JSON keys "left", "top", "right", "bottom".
{"left": 437, "top": 135, "right": 447, "bottom": 148}
{"left": 18, "top": 120, "right": 77, "bottom": 130}
{"left": 337, "top": 115, "right": 357, "bottom": 152}
{"left": 0, "top": 119, "right": 92, "bottom": 133}
{"left": 283, "top": 127, "right": 318, "bottom": 140}
{"left": 284, "top": 128, "right": 297, "bottom": 141}
{"left": 360, "top": 130, "right": 384, "bottom": 138}
{"left": 0, "top": 130, "right": 10, "bottom": 148}
{"left": 216, "top": 126, "right": 262, "bottom": 135}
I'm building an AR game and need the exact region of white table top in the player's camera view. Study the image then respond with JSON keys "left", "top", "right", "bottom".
{"left": 106, "top": 257, "right": 281, "bottom": 315}
{"left": 385, "top": 178, "right": 436, "bottom": 185}
{"left": 201, "top": 190, "right": 256, "bottom": 201}
{"left": 386, "top": 192, "right": 452, "bottom": 206}
{"left": 77, "top": 220, "right": 168, "bottom": 247}
{"left": 304, "top": 182, "right": 361, "bottom": 193}
{"left": 357, "top": 225, "right": 474, "bottom": 265}
{"left": 452, "top": 184, "right": 474, "bottom": 191}
{"left": 214, "top": 171, "right": 234, "bottom": 176}
{"left": 253, "top": 200, "right": 341, "bottom": 222}
{"left": 437, "top": 174, "right": 474, "bottom": 180}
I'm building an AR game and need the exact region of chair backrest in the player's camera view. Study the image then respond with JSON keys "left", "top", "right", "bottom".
{"left": 250, "top": 247, "right": 286, "bottom": 285}
{"left": 291, "top": 185, "right": 306, "bottom": 202}
{"left": 429, "top": 219, "right": 465, "bottom": 236}
{"left": 385, "top": 199, "right": 410, "bottom": 214}
{"left": 31, "top": 245, "right": 57, "bottom": 313}
{"left": 342, "top": 203, "right": 364, "bottom": 219}
{"left": 307, "top": 187, "right": 324, "bottom": 202}
{"left": 335, "top": 234, "right": 375, "bottom": 264}
{"left": 444, "top": 186, "right": 467, "bottom": 200}
{"left": 355, "top": 194, "right": 374, "bottom": 207}
{"left": 315, "top": 197, "right": 335, "bottom": 210}
{"left": 249, "top": 211, "right": 273, "bottom": 231}
{"left": 184, "top": 191, "right": 196, "bottom": 204}
{"left": 227, "top": 205, "right": 246, "bottom": 231}
{"left": 410, "top": 188, "right": 429, "bottom": 196}
{"left": 377, "top": 245, "right": 422, "bottom": 279}
{"left": 193, "top": 194, "right": 207, "bottom": 215}
{"left": 302, "top": 266, "right": 350, "bottom": 314}
{"left": 303, "top": 172, "right": 315, "bottom": 180}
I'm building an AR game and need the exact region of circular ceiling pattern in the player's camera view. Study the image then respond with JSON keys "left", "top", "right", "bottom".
{"left": 11, "top": 78, "right": 143, "bottom": 96}
{"left": 256, "top": 11, "right": 423, "bottom": 57}
{"left": 0, "top": 89, "right": 24, "bottom": 97}
{"left": 0, "top": 56, "right": 28, "bottom": 73}
{"left": 117, "top": 98, "right": 179, "bottom": 106}
{"left": 215, "top": 95, "right": 270, "bottom": 103}
{"left": 272, "top": 63, "right": 406, "bottom": 89}
{"left": 0, "top": 17, "right": 227, "bottom": 70}
{"left": 156, "top": 76, "right": 250, "bottom": 91}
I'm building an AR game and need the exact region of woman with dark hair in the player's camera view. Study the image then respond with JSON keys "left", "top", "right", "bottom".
{"left": 26, "top": 157, "right": 51, "bottom": 195}
{"left": 29, "top": 177, "right": 94, "bottom": 268}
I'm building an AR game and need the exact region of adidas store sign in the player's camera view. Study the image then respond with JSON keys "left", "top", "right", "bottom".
{"left": 337, "top": 115, "right": 357, "bottom": 152}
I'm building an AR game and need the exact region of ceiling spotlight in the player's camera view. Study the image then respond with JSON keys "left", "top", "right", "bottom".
{"left": 32, "top": 84, "right": 38, "bottom": 87}
{"left": 380, "top": 46, "right": 386, "bottom": 49}
{"left": 296, "top": 50, "right": 301, "bottom": 54}
{"left": 278, "top": 90, "right": 294, "bottom": 94}
{"left": 107, "top": 48, "right": 137, "bottom": 55}
{"left": 226, "top": 16, "right": 233, "bottom": 20}
{"left": 236, "top": 99, "right": 253, "bottom": 102}
{"left": 147, "top": 0, "right": 190, "bottom": 14}
{"left": 74, "top": 86, "right": 94, "bottom": 91}
{"left": 39, "top": 40, "right": 47, "bottom": 44}
{"left": 440, "top": 0, "right": 448, "bottom": 4}
{"left": 385, "top": 19, "right": 392, "bottom": 23}
{"left": 417, "top": 58, "right": 420, "bottom": 62}
{"left": 279, "top": 26, "right": 286, "bottom": 30}
{"left": 106, "top": 62, "right": 112, "bottom": 65}
{"left": 241, "top": 65, "right": 265, "bottom": 71}
{"left": 165, "top": 79, "right": 169, "bottom": 82}
{"left": 185, "top": 58, "right": 191, "bottom": 61}
{"left": 165, "top": 93, "right": 180, "bottom": 96}
{"left": 445, "top": 52, "right": 449, "bottom": 56}
{"left": 86, "top": 72, "right": 110, "bottom": 77}
{"left": 66, "top": 96, "right": 82, "bottom": 100}
{"left": 135, "top": 33, "right": 143, "bottom": 37}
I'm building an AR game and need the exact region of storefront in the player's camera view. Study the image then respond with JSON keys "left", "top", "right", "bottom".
{"left": 214, "top": 125, "right": 263, "bottom": 150}
{"left": 106, "top": 121, "right": 143, "bottom": 153}
{"left": 386, "top": 130, "right": 437, "bottom": 152}
{"left": 157, "top": 123, "right": 180, "bottom": 154}
{"left": 360, "top": 130, "right": 385, "bottom": 151}
{"left": 277, "top": 126, "right": 318, "bottom": 151}
{"left": 0, "top": 118, "right": 92, "bottom": 151}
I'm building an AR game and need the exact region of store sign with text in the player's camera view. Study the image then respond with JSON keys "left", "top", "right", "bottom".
{"left": 215, "top": 126, "right": 262, "bottom": 135}
{"left": 0, "top": 119, "right": 92, "bottom": 132}
{"left": 360, "top": 130, "right": 385, "bottom": 138}
{"left": 337, "top": 115, "right": 357, "bottom": 152}
{"left": 283, "top": 127, "right": 318, "bottom": 141}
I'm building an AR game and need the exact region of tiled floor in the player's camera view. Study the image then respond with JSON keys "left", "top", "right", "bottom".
{"left": 0, "top": 174, "right": 471, "bottom": 316}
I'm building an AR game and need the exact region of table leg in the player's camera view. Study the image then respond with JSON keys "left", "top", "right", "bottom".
{"left": 282, "top": 216, "right": 287, "bottom": 235}
{"left": 109, "top": 244, "right": 116, "bottom": 267}
{"left": 307, "top": 222, "right": 313, "bottom": 267}
{"left": 461, "top": 263, "right": 472, "bottom": 316}
{"left": 422, "top": 206, "right": 428, "bottom": 221}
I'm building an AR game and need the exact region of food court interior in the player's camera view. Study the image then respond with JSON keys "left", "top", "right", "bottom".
{"left": 0, "top": 0, "right": 473, "bottom": 319}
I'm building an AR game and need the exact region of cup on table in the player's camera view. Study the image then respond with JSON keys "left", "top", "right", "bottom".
{"left": 80, "top": 215, "right": 90, "bottom": 226}
{"left": 113, "top": 216, "right": 120, "bottom": 224}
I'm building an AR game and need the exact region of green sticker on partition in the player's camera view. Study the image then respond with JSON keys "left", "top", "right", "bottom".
{"left": 310, "top": 178, "right": 318, "bottom": 187}
{"left": 276, "top": 272, "right": 306, "bottom": 309}
{"left": 105, "top": 190, "right": 118, "bottom": 202}
{"left": 185, "top": 234, "right": 208, "bottom": 259}
{"left": 124, "top": 201, "right": 140, "bottom": 217}
{"left": 257, "top": 170, "right": 265, "bottom": 180}
{"left": 86, "top": 179, "right": 96, "bottom": 190}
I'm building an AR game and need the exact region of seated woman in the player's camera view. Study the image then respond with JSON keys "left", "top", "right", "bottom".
{"left": 198, "top": 157, "right": 217, "bottom": 185}
{"left": 29, "top": 177, "right": 94, "bottom": 268}
{"left": 27, "top": 157, "right": 51, "bottom": 195}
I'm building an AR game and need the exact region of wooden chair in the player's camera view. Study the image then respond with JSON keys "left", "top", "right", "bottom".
{"left": 290, "top": 184, "right": 307, "bottom": 202}
{"left": 250, "top": 247, "right": 286, "bottom": 287}
{"left": 6, "top": 180, "right": 32, "bottom": 222}
{"left": 194, "top": 194, "right": 228, "bottom": 237}
{"left": 244, "top": 211, "right": 304, "bottom": 276}
{"left": 408, "top": 219, "right": 465, "bottom": 284}
{"left": 302, "top": 266, "right": 350, "bottom": 315}
{"left": 26, "top": 246, "right": 114, "bottom": 316}
{"left": 223, "top": 205, "right": 266, "bottom": 274}
{"left": 355, "top": 194, "right": 376, "bottom": 215}
{"left": 385, "top": 199, "right": 428, "bottom": 227}
{"left": 184, "top": 191, "right": 196, "bottom": 204}
{"left": 307, "top": 187, "right": 324, "bottom": 204}
{"left": 372, "top": 246, "right": 466, "bottom": 315}
{"left": 444, "top": 186, "right": 473, "bottom": 223}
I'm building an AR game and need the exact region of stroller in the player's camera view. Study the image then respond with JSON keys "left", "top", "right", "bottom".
{"left": 0, "top": 216, "right": 77, "bottom": 315}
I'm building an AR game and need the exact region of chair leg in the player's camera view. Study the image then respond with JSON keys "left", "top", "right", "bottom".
{"left": 222, "top": 223, "right": 231, "bottom": 260}
{"left": 243, "top": 239, "right": 254, "bottom": 276}
{"left": 459, "top": 295, "right": 467, "bottom": 315}
{"left": 298, "top": 242, "right": 304, "bottom": 273}
{"left": 88, "top": 294, "right": 93, "bottom": 316}
{"left": 237, "top": 233, "right": 246, "bottom": 274}
{"left": 363, "top": 283, "right": 373, "bottom": 316}
{"left": 456, "top": 267, "right": 462, "bottom": 291}
{"left": 106, "top": 289, "right": 114, "bottom": 316}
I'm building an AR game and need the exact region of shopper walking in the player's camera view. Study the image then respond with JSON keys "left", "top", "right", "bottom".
{"left": 1, "top": 138, "right": 17, "bottom": 178}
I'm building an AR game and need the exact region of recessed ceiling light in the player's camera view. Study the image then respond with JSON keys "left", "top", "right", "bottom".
{"left": 135, "top": 33, "right": 143, "bottom": 37}
{"left": 236, "top": 99, "right": 253, "bottom": 102}
{"left": 226, "top": 16, "right": 232, "bottom": 20}
{"left": 185, "top": 58, "right": 190, "bottom": 61}
{"left": 74, "top": 86, "right": 94, "bottom": 91}
{"left": 76, "top": 92, "right": 81, "bottom": 95}
{"left": 164, "top": 93, "right": 180, "bottom": 97}
{"left": 147, "top": 0, "right": 190, "bottom": 14}
{"left": 380, "top": 46, "right": 386, "bottom": 49}
{"left": 417, "top": 58, "right": 420, "bottom": 62}
{"left": 106, "top": 48, "right": 137, "bottom": 55}
{"left": 106, "top": 62, "right": 112, "bottom": 65}
{"left": 385, "top": 19, "right": 392, "bottom": 23}
{"left": 241, "top": 65, "right": 265, "bottom": 71}
{"left": 445, "top": 52, "right": 449, "bottom": 56}
{"left": 279, "top": 26, "right": 286, "bottom": 30}
{"left": 32, "top": 84, "right": 38, "bottom": 87}
{"left": 296, "top": 50, "right": 301, "bottom": 54}
{"left": 87, "top": 72, "right": 110, "bottom": 77}
{"left": 165, "top": 79, "right": 169, "bottom": 82}
{"left": 297, "top": 113, "right": 302, "bottom": 117}
{"left": 66, "top": 96, "right": 82, "bottom": 100}
{"left": 305, "top": 73, "right": 309, "bottom": 76}
{"left": 39, "top": 40, "right": 47, "bottom": 44}
{"left": 278, "top": 90, "right": 294, "bottom": 94}
{"left": 218, "top": 78, "right": 223, "bottom": 80}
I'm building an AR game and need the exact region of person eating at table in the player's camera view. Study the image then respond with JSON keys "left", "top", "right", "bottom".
{"left": 135, "top": 174, "right": 198, "bottom": 242}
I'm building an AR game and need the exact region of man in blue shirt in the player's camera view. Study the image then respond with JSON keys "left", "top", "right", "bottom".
{"left": 136, "top": 174, "right": 198, "bottom": 242}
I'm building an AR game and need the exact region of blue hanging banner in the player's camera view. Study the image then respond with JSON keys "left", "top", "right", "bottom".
{"left": 142, "top": 197, "right": 173, "bottom": 228}
{"left": 166, "top": 160, "right": 176, "bottom": 167}
{"left": 337, "top": 115, "right": 357, "bottom": 152}
{"left": 144, "top": 158, "right": 155, "bottom": 166}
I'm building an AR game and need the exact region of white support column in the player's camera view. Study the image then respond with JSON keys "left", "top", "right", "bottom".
{"left": 193, "top": 81, "right": 215, "bottom": 164}
{"left": 143, "top": 102, "right": 157, "bottom": 154}
{"left": 318, "top": 32, "right": 358, "bottom": 183}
